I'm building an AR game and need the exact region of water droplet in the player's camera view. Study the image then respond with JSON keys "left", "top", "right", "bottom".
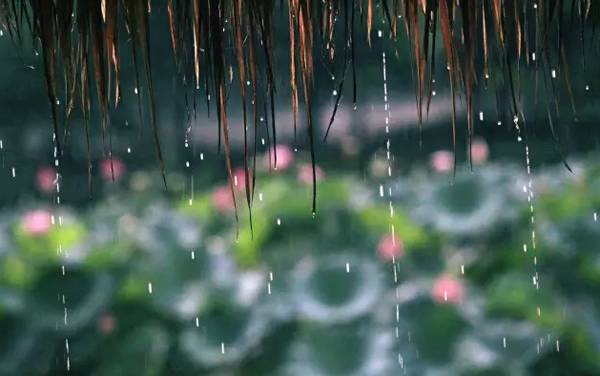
{"left": 148, "top": 282, "right": 153, "bottom": 294}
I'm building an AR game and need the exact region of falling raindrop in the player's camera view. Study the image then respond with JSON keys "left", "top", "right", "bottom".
{"left": 148, "top": 282, "right": 153, "bottom": 294}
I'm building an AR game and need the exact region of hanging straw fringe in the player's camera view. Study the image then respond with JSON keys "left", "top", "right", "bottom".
{"left": 0, "top": 0, "right": 595, "bottom": 216}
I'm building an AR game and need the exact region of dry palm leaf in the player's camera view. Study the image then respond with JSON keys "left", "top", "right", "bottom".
{"left": 0, "top": 0, "right": 595, "bottom": 215}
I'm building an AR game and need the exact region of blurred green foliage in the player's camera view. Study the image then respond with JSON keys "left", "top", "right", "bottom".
{"left": 1, "top": 156, "right": 600, "bottom": 375}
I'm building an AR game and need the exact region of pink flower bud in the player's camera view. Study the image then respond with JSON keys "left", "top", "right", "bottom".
{"left": 231, "top": 168, "right": 252, "bottom": 192}
{"left": 430, "top": 150, "right": 454, "bottom": 173}
{"left": 377, "top": 234, "right": 404, "bottom": 261}
{"left": 471, "top": 138, "right": 490, "bottom": 165}
{"left": 212, "top": 185, "right": 235, "bottom": 213}
{"left": 298, "top": 164, "right": 324, "bottom": 185}
{"left": 36, "top": 166, "right": 57, "bottom": 193}
{"left": 432, "top": 275, "right": 465, "bottom": 304}
{"left": 100, "top": 157, "right": 126, "bottom": 182}
{"left": 21, "top": 209, "right": 52, "bottom": 236}
{"left": 264, "top": 144, "right": 294, "bottom": 171}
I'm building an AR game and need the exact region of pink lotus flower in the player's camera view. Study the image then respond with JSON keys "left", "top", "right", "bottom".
{"left": 100, "top": 157, "right": 126, "bottom": 182}
{"left": 470, "top": 138, "right": 490, "bottom": 165}
{"left": 232, "top": 167, "right": 252, "bottom": 192}
{"left": 36, "top": 166, "right": 57, "bottom": 193}
{"left": 264, "top": 144, "right": 294, "bottom": 171}
{"left": 298, "top": 164, "right": 324, "bottom": 185}
{"left": 430, "top": 150, "right": 454, "bottom": 173}
{"left": 432, "top": 275, "right": 465, "bottom": 304}
{"left": 377, "top": 234, "right": 404, "bottom": 261}
{"left": 21, "top": 209, "right": 52, "bottom": 236}
{"left": 98, "top": 313, "right": 117, "bottom": 335}
{"left": 212, "top": 185, "right": 235, "bottom": 213}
